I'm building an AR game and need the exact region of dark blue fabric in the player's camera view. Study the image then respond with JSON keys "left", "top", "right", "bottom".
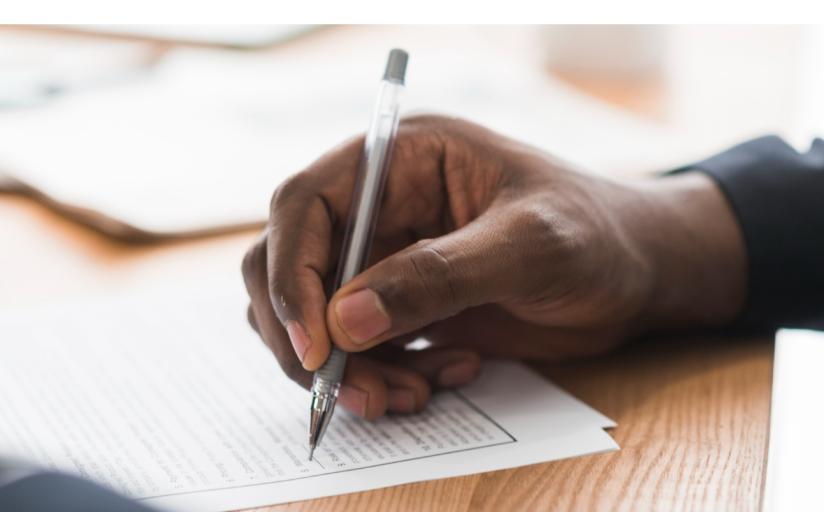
{"left": 0, "top": 472, "right": 158, "bottom": 512}
{"left": 673, "top": 136, "right": 824, "bottom": 328}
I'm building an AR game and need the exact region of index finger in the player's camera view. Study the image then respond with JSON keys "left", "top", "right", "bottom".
{"left": 266, "top": 137, "right": 361, "bottom": 371}
{"left": 266, "top": 121, "right": 446, "bottom": 369}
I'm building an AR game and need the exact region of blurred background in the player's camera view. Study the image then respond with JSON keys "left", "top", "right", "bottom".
{"left": 1, "top": 24, "right": 822, "bottom": 304}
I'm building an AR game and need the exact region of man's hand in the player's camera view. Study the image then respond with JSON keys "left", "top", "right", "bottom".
{"left": 242, "top": 115, "right": 746, "bottom": 419}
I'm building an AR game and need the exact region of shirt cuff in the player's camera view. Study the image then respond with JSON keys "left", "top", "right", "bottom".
{"left": 669, "top": 135, "right": 824, "bottom": 329}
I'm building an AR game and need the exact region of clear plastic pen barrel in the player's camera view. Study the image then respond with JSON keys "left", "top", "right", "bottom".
{"left": 308, "top": 49, "right": 407, "bottom": 460}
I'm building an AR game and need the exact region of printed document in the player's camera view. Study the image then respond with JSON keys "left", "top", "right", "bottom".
{"left": 0, "top": 288, "right": 617, "bottom": 511}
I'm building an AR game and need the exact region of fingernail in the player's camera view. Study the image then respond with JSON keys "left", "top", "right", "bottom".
{"left": 285, "top": 321, "right": 312, "bottom": 363}
{"left": 338, "top": 385, "right": 368, "bottom": 417}
{"left": 438, "top": 361, "right": 480, "bottom": 388}
{"left": 387, "top": 389, "right": 416, "bottom": 413}
{"left": 335, "top": 289, "right": 391, "bottom": 344}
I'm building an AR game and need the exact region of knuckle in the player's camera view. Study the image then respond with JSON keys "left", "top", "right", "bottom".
{"left": 507, "top": 202, "right": 586, "bottom": 296}
{"left": 269, "top": 174, "right": 307, "bottom": 215}
{"left": 513, "top": 202, "right": 583, "bottom": 262}
{"left": 402, "top": 112, "right": 444, "bottom": 126}
{"left": 241, "top": 241, "right": 266, "bottom": 289}
{"left": 246, "top": 306, "right": 261, "bottom": 335}
{"left": 404, "top": 242, "right": 458, "bottom": 307}
{"left": 241, "top": 249, "right": 254, "bottom": 278}
{"left": 401, "top": 113, "right": 476, "bottom": 140}
{"left": 403, "top": 112, "right": 470, "bottom": 128}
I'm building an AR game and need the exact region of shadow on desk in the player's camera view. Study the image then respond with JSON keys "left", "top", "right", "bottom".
{"left": 535, "top": 331, "right": 774, "bottom": 426}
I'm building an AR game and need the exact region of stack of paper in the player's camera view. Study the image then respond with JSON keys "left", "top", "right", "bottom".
{"left": 0, "top": 285, "right": 617, "bottom": 511}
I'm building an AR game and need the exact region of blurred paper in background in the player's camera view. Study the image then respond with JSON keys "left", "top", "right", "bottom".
{"left": 0, "top": 25, "right": 819, "bottom": 240}
{"left": 72, "top": 24, "right": 315, "bottom": 48}
{"left": 0, "top": 26, "right": 684, "bottom": 238}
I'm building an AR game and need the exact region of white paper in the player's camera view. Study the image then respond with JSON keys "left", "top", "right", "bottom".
{"left": 764, "top": 329, "right": 824, "bottom": 512}
{"left": 0, "top": 286, "right": 617, "bottom": 511}
{"left": 0, "top": 39, "right": 688, "bottom": 236}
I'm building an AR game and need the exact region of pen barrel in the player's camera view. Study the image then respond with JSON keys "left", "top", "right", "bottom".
{"left": 314, "top": 347, "right": 347, "bottom": 384}
{"left": 333, "top": 80, "right": 403, "bottom": 289}
{"left": 315, "top": 80, "right": 403, "bottom": 386}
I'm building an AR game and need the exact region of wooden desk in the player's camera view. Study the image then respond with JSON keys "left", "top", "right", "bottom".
{"left": 0, "top": 171, "right": 773, "bottom": 512}
{"left": 0, "top": 25, "right": 777, "bottom": 511}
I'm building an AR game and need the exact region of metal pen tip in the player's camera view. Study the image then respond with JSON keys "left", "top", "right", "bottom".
{"left": 308, "top": 387, "right": 337, "bottom": 461}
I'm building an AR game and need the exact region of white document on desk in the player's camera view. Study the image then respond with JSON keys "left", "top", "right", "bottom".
{"left": 764, "top": 328, "right": 824, "bottom": 512}
{"left": 0, "top": 287, "right": 617, "bottom": 511}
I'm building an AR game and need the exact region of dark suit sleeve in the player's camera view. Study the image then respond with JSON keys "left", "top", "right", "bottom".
{"left": 0, "top": 471, "right": 158, "bottom": 512}
{"left": 672, "top": 136, "right": 824, "bottom": 329}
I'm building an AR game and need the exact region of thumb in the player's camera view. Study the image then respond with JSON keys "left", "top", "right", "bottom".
{"left": 327, "top": 215, "right": 518, "bottom": 352}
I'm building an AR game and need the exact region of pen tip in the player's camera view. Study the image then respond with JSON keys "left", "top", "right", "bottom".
{"left": 308, "top": 445, "right": 315, "bottom": 462}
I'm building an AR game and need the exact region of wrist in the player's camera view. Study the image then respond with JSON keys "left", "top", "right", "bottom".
{"left": 629, "top": 172, "right": 747, "bottom": 331}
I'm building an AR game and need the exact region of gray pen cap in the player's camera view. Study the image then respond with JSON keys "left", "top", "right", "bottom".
{"left": 383, "top": 49, "right": 409, "bottom": 84}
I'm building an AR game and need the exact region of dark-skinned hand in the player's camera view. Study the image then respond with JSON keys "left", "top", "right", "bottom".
{"left": 242, "top": 115, "right": 746, "bottom": 419}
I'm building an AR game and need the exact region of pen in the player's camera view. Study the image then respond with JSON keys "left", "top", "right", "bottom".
{"left": 308, "top": 49, "right": 408, "bottom": 461}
